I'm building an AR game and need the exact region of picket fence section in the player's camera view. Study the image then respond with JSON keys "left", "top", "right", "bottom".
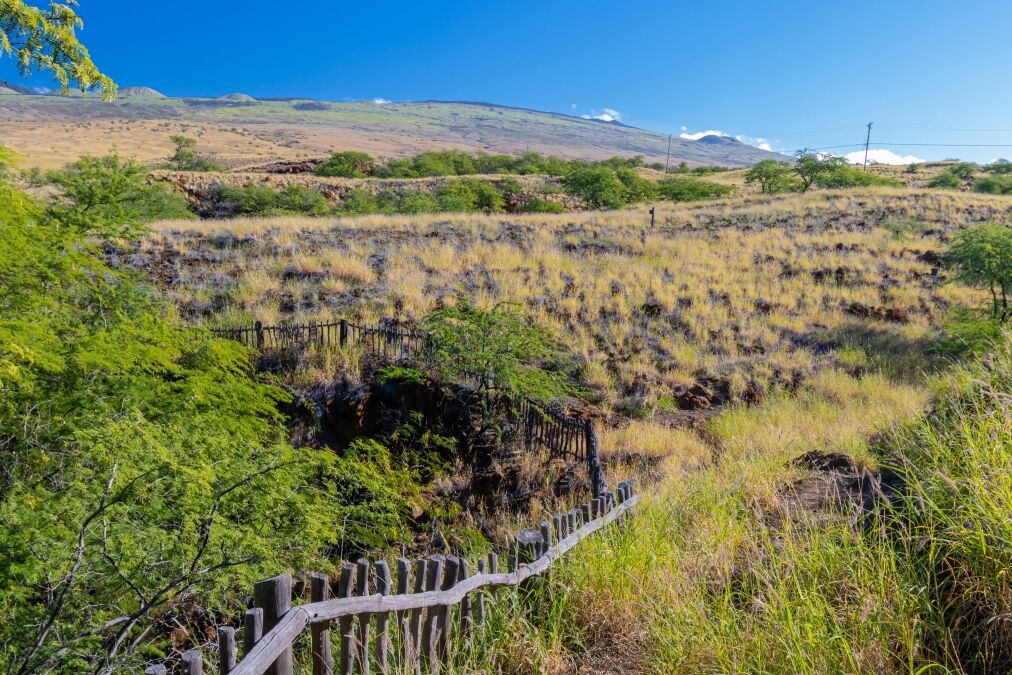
{"left": 144, "top": 482, "right": 638, "bottom": 675}
{"left": 208, "top": 318, "right": 608, "bottom": 497}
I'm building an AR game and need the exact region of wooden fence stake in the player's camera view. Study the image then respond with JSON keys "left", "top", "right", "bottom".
{"left": 457, "top": 557, "right": 472, "bottom": 638}
{"left": 254, "top": 573, "right": 293, "bottom": 675}
{"left": 243, "top": 608, "right": 263, "bottom": 658}
{"left": 338, "top": 563, "right": 355, "bottom": 675}
{"left": 474, "top": 560, "right": 486, "bottom": 624}
{"left": 374, "top": 560, "right": 393, "bottom": 672}
{"left": 310, "top": 573, "right": 334, "bottom": 675}
{"left": 409, "top": 558, "right": 426, "bottom": 671}
{"left": 437, "top": 556, "right": 460, "bottom": 665}
{"left": 421, "top": 556, "right": 444, "bottom": 669}
{"left": 395, "top": 558, "right": 411, "bottom": 669}
{"left": 182, "top": 649, "right": 203, "bottom": 675}
{"left": 218, "top": 626, "right": 237, "bottom": 675}
{"left": 356, "top": 559, "right": 373, "bottom": 675}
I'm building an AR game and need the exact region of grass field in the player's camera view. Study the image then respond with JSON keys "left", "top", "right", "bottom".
{"left": 129, "top": 185, "right": 1012, "bottom": 671}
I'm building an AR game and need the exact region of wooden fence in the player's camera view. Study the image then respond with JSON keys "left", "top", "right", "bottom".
{"left": 208, "top": 318, "right": 608, "bottom": 497}
{"left": 144, "top": 482, "right": 638, "bottom": 675}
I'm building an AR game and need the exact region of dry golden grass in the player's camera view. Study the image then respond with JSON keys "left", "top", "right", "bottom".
{"left": 142, "top": 188, "right": 1008, "bottom": 414}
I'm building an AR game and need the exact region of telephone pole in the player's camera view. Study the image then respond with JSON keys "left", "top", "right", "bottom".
{"left": 862, "top": 122, "right": 873, "bottom": 170}
{"left": 664, "top": 134, "right": 672, "bottom": 173}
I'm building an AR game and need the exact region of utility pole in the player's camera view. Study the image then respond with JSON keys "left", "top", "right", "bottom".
{"left": 862, "top": 122, "right": 873, "bottom": 170}
{"left": 664, "top": 134, "right": 672, "bottom": 173}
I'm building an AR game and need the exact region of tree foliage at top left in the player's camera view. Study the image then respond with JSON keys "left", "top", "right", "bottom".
{"left": 0, "top": 1, "right": 115, "bottom": 97}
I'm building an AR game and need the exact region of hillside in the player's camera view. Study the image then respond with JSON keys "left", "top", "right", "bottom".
{"left": 0, "top": 94, "right": 784, "bottom": 170}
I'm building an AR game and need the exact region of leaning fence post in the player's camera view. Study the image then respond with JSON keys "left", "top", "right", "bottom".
{"left": 254, "top": 573, "right": 294, "bottom": 675}
{"left": 339, "top": 319, "right": 349, "bottom": 347}
{"left": 310, "top": 573, "right": 334, "bottom": 675}
{"left": 218, "top": 626, "right": 237, "bottom": 675}
{"left": 254, "top": 320, "right": 264, "bottom": 350}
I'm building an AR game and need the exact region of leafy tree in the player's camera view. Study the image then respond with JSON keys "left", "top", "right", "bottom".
{"left": 563, "top": 166, "right": 628, "bottom": 209}
{"left": 0, "top": 0, "right": 114, "bottom": 97}
{"left": 166, "top": 135, "right": 223, "bottom": 171}
{"left": 45, "top": 153, "right": 193, "bottom": 238}
{"left": 315, "top": 150, "right": 375, "bottom": 178}
{"left": 949, "top": 162, "right": 977, "bottom": 180}
{"left": 943, "top": 223, "right": 1012, "bottom": 322}
{"left": 657, "top": 176, "right": 734, "bottom": 201}
{"left": 744, "top": 159, "right": 802, "bottom": 194}
{"left": 422, "top": 302, "right": 572, "bottom": 402}
{"left": 986, "top": 159, "right": 1011, "bottom": 175}
{"left": 792, "top": 150, "right": 845, "bottom": 192}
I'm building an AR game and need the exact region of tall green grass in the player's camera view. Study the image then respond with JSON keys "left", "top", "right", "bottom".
{"left": 460, "top": 344, "right": 1012, "bottom": 672}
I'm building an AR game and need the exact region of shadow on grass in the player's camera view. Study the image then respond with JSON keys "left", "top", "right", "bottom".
{"left": 804, "top": 320, "right": 951, "bottom": 382}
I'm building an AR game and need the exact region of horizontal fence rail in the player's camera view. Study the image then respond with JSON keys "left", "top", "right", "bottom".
{"left": 145, "top": 482, "right": 638, "bottom": 675}
{"left": 207, "top": 317, "right": 608, "bottom": 497}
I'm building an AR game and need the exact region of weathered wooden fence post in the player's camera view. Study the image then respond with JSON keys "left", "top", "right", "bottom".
{"left": 243, "top": 607, "right": 263, "bottom": 659}
{"left": 339, "top": 319, "right": 349, "bottom": 347}
{"left": 356, "top": 559, "right": 372, "bottom": 675}
{"left": 182, "top": 648, "right": 203, "bottom": 675}
{"left": 254, "top": 320, "right": 264, "bottom": 350}
{"left": 310, "top": 573, "right": 334, "bottom": 675}
{"left": 374, "top": 560, "right": 393, "bottom": 672}
{"left": 421, "top": 556, "right": 445, "bottom": 669}
{"left": 254, "top": 573, "right": 294, "bottom": 675}
{"left": 218, "top": 626, "right": 237, "bottom": 675}
{"left": 338, "top": 563, "right": 355, "bottom": 675}
{"left": 144, "top": 666, "right": 167, "bottom": 675}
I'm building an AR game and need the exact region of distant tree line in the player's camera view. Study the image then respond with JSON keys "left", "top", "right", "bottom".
{"left": 928, "top": 160, "right": 1012, "bottom": 195}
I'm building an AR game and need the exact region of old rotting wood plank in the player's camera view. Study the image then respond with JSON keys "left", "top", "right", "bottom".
{"left": 356, "top": 559, "right": 372, "bottom": 675}
{"left": 338, "top": 564, "right": 355, "bottom": 675}
{"left": 421, "top": 556, "right": 444, "bottom": 668}
{"left": 374, "top": 560, "right": 393, "bottom": 672}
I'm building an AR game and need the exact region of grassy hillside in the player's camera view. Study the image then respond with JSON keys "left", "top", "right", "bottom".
{"left": 0, "top": 94, "right": 783, "bottom": 170}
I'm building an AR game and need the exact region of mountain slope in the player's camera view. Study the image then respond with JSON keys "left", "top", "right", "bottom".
{"left": 0, "top": 94, "right": 784, "bottom": 169}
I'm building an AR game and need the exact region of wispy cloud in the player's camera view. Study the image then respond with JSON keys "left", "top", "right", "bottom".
{"left": 580, "top": 107, "right": 622, "bottom": 122}
{"left": 372, "top": 97, "right": 392, "bottom": 105}
{"left": 843, "top": 148, "right": 924, "bottom": 165}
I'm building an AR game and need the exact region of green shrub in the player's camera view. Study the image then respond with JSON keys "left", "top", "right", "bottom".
{"left": 973, "top": 175, "right": 1012, "bottom": 195}
{"left": 614, "top": 167, "right": 658, "bottom": 202}
{"left": 315, "top": 151, "right": 375, "bottom": 178}
{"left": 949, "top": 162, "right": 977, "bottom": 180}
{"left": 210, "top": 183, "right": 331, "bottom": 216}
{"left": 563, "top": 166, "right": 629, "bottom": 209}
{"left": 519, "top": 197, "right": 566, "bottom": 213}
{"left": 986, "top": 159, "right": 1011, "bottom": 175}
{"left": 815, "top": 165, "right": 901, "bottom": 188}
{"left": 657, "top": 176, "right": 734, "bottom": 201}
{"left": 45, "top": 153, "right": 194, "bottom": 238}
{"left": 928, "top": 171, "right": 962, "bottom": 189}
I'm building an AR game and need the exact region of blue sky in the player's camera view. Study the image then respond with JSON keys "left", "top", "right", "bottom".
{"left": 4, "top": 0, "right": 1012, "bottom": 162}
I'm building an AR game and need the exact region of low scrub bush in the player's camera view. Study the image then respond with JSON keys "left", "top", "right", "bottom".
{"left": 210, "top": 183, "right": 331, "bottom": 216}
{"left": 315, "top": 150, "right": 375, "bottom": 178}
{"left": 656, "top": 176, "right": 734, "bottom": 201}
{"left": 973, "top": 174, "right": 1012, "bottom": 195}
{"left": 166, "top": 135, "right": 224, "bottom": 172}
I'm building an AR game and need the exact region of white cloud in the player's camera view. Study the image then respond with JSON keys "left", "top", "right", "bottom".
{"left": 372, "top": 97, "right": 392, "bottom": 105}
{"left": 679, "top": 128, "right": 728, "bottom": 140}
{"left": 843, "top": 148, "right": 924, "bottom": 165}
{"left": 581, "top": 107, "right": 623, "bottom": 122}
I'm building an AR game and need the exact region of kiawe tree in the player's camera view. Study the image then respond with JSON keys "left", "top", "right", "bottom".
{"left": 0, "top": 0, "right": 115, "bottom": 97}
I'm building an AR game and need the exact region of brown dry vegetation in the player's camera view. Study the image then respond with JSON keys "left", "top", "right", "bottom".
{"left": 138, "top": 188, "right": 1005, "bottom": 417}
